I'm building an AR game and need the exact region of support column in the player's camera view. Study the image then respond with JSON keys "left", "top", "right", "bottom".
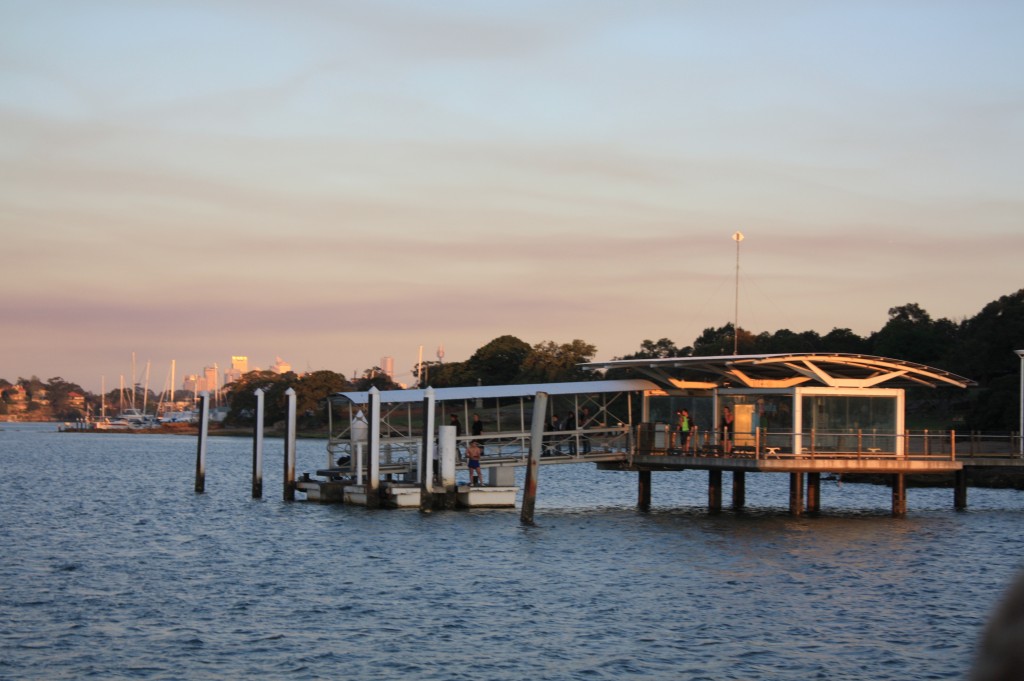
{"left": 521, "top": 391, "right": 548, "bottom": 525}
{"left": 789, "top": 473, "right": 804, "bottom": 516}
{"left": 732, "top": 471, "right": 745, "bottom": 510}
{"left": 638, "top": 470, "right": 652, "bottom": 511}
{"left": 892, "top": 474, "right": 907, "bottom": 517}
{"left": 806, "top": 472, "right": 820, "bottom": 514}
{"left": 954, "top": 469, "right": 967, "bottom": 510}
{"left": 194, "top": 391, "right": 209, "bottom": 494}
{"left": 283, "top": 388, "right": 296, "bottom": 502}
{"left": 420, "top": 388, "right": 435, "bottom": 512}
{"left": 708, "top": 470, "right": 722, "bottom": 512}
{"left": 252, "top": 388, "right": 264, "bottom": 499}
{"left": 438, "top": 425, "right": 457, "bottom": 510}
{"left": 367, "top": 387, "right": 381, "bottom": 509}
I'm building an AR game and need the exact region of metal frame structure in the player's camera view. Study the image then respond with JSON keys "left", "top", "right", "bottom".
{"left": 326, "top": 379, "right": 660, "bottom": 472}
{"left": 584, "top": 353, "right": 975, "bottom": 458}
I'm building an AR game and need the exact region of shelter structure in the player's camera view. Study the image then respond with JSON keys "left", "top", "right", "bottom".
{"left": 584, "top": 353, "right": 974, "bottom": 457}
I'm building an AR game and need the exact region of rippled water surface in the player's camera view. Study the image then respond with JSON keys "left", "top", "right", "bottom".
{"left": 2, "top": 423, "right": 1023, "bottom": 680}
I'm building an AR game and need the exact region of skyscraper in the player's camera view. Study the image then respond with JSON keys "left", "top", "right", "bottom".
{"left": 224, "top": 355, "right": 248, "bottom": 385}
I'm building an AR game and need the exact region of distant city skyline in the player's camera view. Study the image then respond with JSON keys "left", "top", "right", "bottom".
{"left": 3, "top": 1, "right": 1022, "bottom": 395}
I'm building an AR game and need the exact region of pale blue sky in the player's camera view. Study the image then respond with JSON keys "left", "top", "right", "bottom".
{"left": 2, "top": 1, "right": 1022, "bottom": 391}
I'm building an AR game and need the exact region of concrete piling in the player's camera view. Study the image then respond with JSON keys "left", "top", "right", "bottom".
{"left": 252, "top": 388, "right": 264, "bottom": 499}
{"left": 194, "top": 391, "right": 209, "bottom": 494}
{"left": 367, "top": 387, "right": 381, "bottom": 509}
{"left": 283, "top": 388, "right": 296, "bottom": 501}
{"left": 438, "top": 425, "right": 457, "bottom": 509}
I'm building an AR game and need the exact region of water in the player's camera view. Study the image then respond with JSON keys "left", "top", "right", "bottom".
{"left": 2, "top": 423, "right": 1022, "bottom": 680}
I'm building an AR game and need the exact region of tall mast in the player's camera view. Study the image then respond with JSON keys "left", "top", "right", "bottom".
{"left": 732, "top": 231, "right": 744, "bottom": 355}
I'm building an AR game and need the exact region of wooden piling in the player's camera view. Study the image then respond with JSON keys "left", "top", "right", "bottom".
{"left": 892, "top": 474, "right": 907, "bottom": 517}
{"left": 520, "top": 391, "right": 548, "bottom": 525}
{"left": 252, "top": 388, "right": 264, "bottom": 499}
{"left": 807, "top": 472, "right": 820, "bottom": 514}
{"left": 194, "top": 392, "right": 209, "bottom": 493}
{"left": 708, "top": 470, "right": 722, "bottom": 512}
{"left": 420, "top": 387, "right": 435, "bottom": 513}
{"left": 732, "top": 471, "right": 746, "bottom": 510}
{"left": 638, "top": 470, "right": 652, "bottom": 511}
{"left": 954, "top": 469, "right": 967, "bottom": 510}
{"left": 281, "top": 388, "right": 296, "bottom": 501}
{"left": 789, "top": 473, "right": 804, "bottom": 516}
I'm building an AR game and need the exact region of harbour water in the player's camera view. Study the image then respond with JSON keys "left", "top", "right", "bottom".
{"left": 2, "top": 422, "right": 1023, "bottom": 680}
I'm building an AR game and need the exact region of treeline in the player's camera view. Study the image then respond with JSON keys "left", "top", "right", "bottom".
{"left": 4, "top": 289, "right": 1022, "bottom": 430}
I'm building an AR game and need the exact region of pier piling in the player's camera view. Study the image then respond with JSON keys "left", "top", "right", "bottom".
{"left": 283, "top": 388, "right": 296, "bottom": 502}
{"left": 438, "top": 425, "right": 457, "bottom": 509}
{"left": 732, "top": 471, "right": 746, "bottom": 510}
{"left": 420, "top": 387, "right": 435, "bottom": 513}
{"left": 520, "top": 391, "right": 548, "bottom": 525}
{"left": 194, "top": 392, "right": 209, "bottom": 494}
{"left": 638, "top": 470, "right": 651, "bottom": 511}
{"left": 789, "top": 473, "right": 804, "bottom": 516}
{"left": 954, "top": 469, "right": 968, "bottom": 510}
{"left": 708, "top": 470, "right": 722, "bottom": 512}
{"left": 367, "top": 388, "right": 381, "bottom": 509}
{"left": 807, "top": 473, "right": 820, "bottom": 514}
{"left": 892, "top": 474, "right": 907, "bottom": 517}
{"left": 252, "top": 388, "right": 264, "bottom": 499}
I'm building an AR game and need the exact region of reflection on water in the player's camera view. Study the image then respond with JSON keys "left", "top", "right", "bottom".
{"left": 1, "top": 423, "right": 1023, "bottom": 680}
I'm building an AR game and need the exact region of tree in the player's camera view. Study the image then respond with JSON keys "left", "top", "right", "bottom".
{"left": 691, "top": 324, "right": 756, "bottom": 356}
{"left": 516, "top": 339, "right": 598, "bottom": 383}
{"left": 948, "top": 289, "right": 1024, "bottom": 429}
{"left": 46, "top": 376, "right": 86, "bottom": 418}
{"left": 295, "top": 370, "right": 353, "bottom": 426}
{"left": 869, "top": 303, "right": 947, "bottom": 364}
{"left": 354, "top": 367, "right": 403, "bottom": 392}
{"left": 605, "top": 338, "right": 689, "bottom": 379}
{"left": 820, "top": 328, "right": 869, "bottom": 354}
{"left": 223, "top": 370, "right": 292, "bottom": 426}
{"left": 464, "top": 335, "right": 532, "bottom": 385}
{"left": 414, "top": 360, "right": 471, "bottom": 388}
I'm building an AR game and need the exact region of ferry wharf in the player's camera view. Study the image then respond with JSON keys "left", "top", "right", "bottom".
{"left": 279, "top": 353, "right": 1024, "bottom": 517}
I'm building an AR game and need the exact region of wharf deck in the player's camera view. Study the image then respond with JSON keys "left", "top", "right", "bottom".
{"left": 620, "top": 453, "right": 963, "bottom": 475}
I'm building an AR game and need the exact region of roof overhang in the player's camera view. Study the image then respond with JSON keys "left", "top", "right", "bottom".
{"left": 583, "top": 353, "right": 975, "bottom": 390}
{"left": 330, "top": 378, "right": 662, "bottom": 405}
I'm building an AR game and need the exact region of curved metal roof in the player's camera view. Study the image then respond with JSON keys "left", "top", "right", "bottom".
{"left": 583, "top": 353, "right": 975, "bottom": 390}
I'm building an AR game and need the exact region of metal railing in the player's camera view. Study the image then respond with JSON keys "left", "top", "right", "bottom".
{"left": 651, "top": 428, "right": 1024, "bottom": 462}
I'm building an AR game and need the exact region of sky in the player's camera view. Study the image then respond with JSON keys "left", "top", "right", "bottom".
{"left": 2, "top": 0, "right": 1022, "bottom": 394}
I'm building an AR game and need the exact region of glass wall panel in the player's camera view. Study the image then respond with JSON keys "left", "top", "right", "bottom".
{"left": 800, "top": 395, "right": 898, "bottom": 452}
{"left": 718, "top": 393, "right": 794, "bottom": 449}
